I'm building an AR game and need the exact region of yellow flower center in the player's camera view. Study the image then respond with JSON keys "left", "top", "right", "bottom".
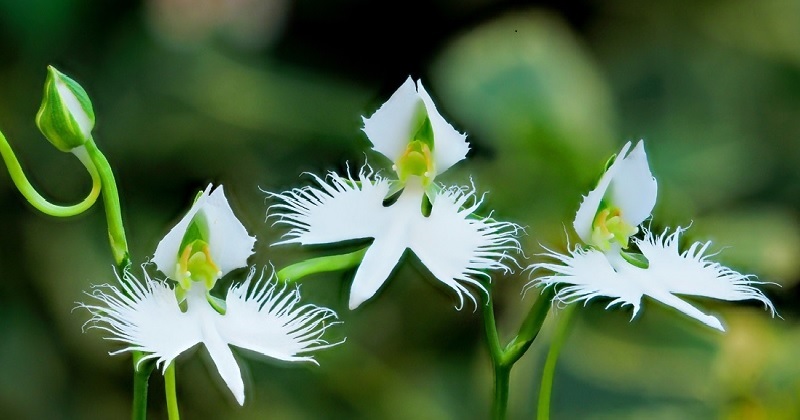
{"left": 175, "top": 239, "right": 221, "bottom": 292}
{"left": 591, "top": 206, "right": 638, "bottom": 251}
{"left": 395, "top": 140, "right": 435, "bottom": 186}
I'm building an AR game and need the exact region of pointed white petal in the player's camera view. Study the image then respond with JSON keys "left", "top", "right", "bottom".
{"left": 348, "top": 236, "right": 408, "bottom": 309}
{"left": 362, "top": 77, "right": 422, "bottom": 163}
{"left": 635, "top": 227, "right": 776, "bottom": 314}
{"left": 219, "top": 268, "right": 342, "bottom": 360}
{"left": 573, "top": 142, "right": 633, "bottom": 243}
{"left": 527, "top": 246, "right": 643, "bottom": 314}
{"left": 416, "top": 81, "right": 469, "bottom": 174}
{"left": 203, "top": 186, "right": 256, "bottom": 275}
{"left": 153, "top": 184, "right": 213, "bottom": 278}
{"left": 267, "top": 166, "right": 392, "bottom": 246}
{"left": 643, "top": 289, "right": 725, "bottom": 331}
{"left": 409, "top": 185, "right": 521, "bottom": 309}
{"left": 157, "top": 286, "right": 246, "bottom": 405}
{"left": 607, "top": 140, "right": 657, "bottom": 227}
{"left": 78, "top": 270, "right": 202, "bottom": 370}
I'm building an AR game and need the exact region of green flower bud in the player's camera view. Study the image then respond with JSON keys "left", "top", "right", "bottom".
{"left": 35, "top": 66, "right": 95, "bottom": 152}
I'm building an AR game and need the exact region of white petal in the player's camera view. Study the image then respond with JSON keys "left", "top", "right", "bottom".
{"left": 416, "top": 81, "right": 469, "bottom": 174}
{"left": 635, "top": 227, "right": 776, "bottom": 316}
{"left": 573, "top": 142, "right": 633, "bottom": 243}
{"left": 348, "top": 236, "right": 408, "bottom": 309}
{"left": 78, "top": 270, "right": 202, "bottom": 370}
{"left": 153, "top": 184, "right": 213, "bottom": 278}
{"left": 267, "top": 166, "right": 392, "bottom": 246}
{"left": 362, "top": 77, "right": 422, "bottom": 163}
{"left": 202, "top": 186, "right": 256, "bottom": 275}
{"left": 607, "top": 140, "right": 657, "bottom": 227}
{"left": 409, "top": 185, "right": 521, "bottom": 309}
{"left": 218, "top": 268, "right": 342, "bottom": 361}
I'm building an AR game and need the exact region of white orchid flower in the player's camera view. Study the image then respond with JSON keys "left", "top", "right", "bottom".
{"left": 81, "top": 185, "right": 341, "bottom": 405}
{"left": 528, "top": 141, "right": 775, "bottom": 331}
{"left": 269, "top": 77, "right": 520, "bottom": 310}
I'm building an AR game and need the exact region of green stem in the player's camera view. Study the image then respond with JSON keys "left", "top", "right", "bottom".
{"left": 84, "top": 138, "right": 129, "bottom": 267}
{"left": 537, "top": 303, "right": 577, "bottom": 420}
{"left": 0, "top": 129, "right": 100, "bottom": 216}
{"left": 276, "top": 247, "right": 368, "bottom": 282}
{"left": 483, "top": 286, "right": 555, "bottom": 419}
{"left": 165, "top": 362, "right": 180, "bottom": 420}
{"left": 504, "top": 287, "right": 555, "bottom": 364}
{"left": 482, "top": 288, "right": 509, "bottom": 420}
{"left": 132, "top": 353, "right": 155, "bottom": 420}
{"left": 83, "top": 137, "right": 149, "bottom": 418}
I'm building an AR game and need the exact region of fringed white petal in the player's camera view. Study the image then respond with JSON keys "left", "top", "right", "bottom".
{"left": 607, "top": 140, "right": 657, "bottom": 227}
{"left": 573, "top": 142, "right": 633, "bottom": 243}
{"left": 635, "top": 227, "right": 776, "bottom": 317}
{"left": 270, "top": 170, "right": 521, "bottom": 310}
{"left": 78, "top": 270, "right": 202, "bottom": 370}
{"left": 416, "top": 81, "right": 469, "bottom": 174}
{"left": 153, "top": 184, "right": 213, "bottom": 277}
{"left": 80, "top": 267, "right": 341, "bottom": 406}
{"left": 526, "top": 246, "right": 643, "bottom": 316}
{"left": 203, "top": 186, "right": 256, "bottom": 275}
{"left": 267, "top": 166, "right": 391, "bottom": 246}
{"left": 362, "top": 77, "right": 422, "bottom": 164}
{"left": 527, "top": 227, "right": 776, "bottom": 331}
{"left": 219, "top": 268, "right": 342, "bottom": 362}
{"left": 410, "top": 185, "right": 522, "bottom": 310}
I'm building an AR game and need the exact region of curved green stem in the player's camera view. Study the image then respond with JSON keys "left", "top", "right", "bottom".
{"left": 83, "top": 137, "right": 148, "bottom": 418}
{"left": 165, "top": 362, "right": 180, "bottom": 420}
{"left": 0, "top": 129, "right": 100, "bottom": 216}
{"left": 482, "top": 291, "right": 509, "bottom": 420}
{"left": 483, "top": 286, "right": 555, "bottom": 419}
{"left": 504, "top": 287, "right": 555, "bottom": 364}
{"left": 132, "top": 352, "right": 155, "bottom": 420}
{"left": 537, "top": 303, "right": 577, "bottom": 420}
{"left": 276, "top": 247, "right": 368, "bottom": 282}
{"left": 84, "top": 138, "right": 129, "bottom": 268}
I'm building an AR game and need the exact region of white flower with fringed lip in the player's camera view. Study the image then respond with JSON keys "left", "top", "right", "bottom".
{"left": 269, "top": 77, "right": 521, "bottom": 310}
{"left": 81, "top": 185, "right": 341, "bottom": 405}
{"left": 528, "top": 141, "right": 775, "bottom": 331}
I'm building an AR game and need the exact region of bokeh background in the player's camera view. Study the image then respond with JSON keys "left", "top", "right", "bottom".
{"left": 1, "top": 0, "right": 799, "bottom": 418}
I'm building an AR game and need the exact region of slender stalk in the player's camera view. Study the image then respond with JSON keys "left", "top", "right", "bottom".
{"left": 482, "top": 291, "right": 508, "bottom": 419}
{"left": 504, "top": 287, "right": 555, "bottom": 364}
{"left": 84, "top": 137, "right": 150, "bottom": 419}
{"left": 132, "top": 353, "right": 154, "bottom": 420}
{"left": 537, "top": 303, "right": 577, "bottom": 420}
{"left": 84, "top": 138, "right": 129, "bottom": 268}
{"left": 276, "top": 247, "right": 368, "bottom": 282}
{"left": 165, "top": 362, "right": 180, "bottom": 420}
{"left": 0, "top": 130, "right": 100, "bottom": 216}
{"left": 483, "top": 286, "right": 555, "bottom": 419}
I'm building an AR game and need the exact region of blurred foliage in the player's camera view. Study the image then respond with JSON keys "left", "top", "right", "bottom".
{"left": 0, "top": 0, "right": 798, "bottom": 418}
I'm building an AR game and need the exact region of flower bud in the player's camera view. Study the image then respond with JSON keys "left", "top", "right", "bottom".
{"left": 35, "top": 66, "right": 95, "bottom": 152}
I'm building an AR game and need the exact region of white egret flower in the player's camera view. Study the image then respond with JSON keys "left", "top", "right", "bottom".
{"left": 269, "top": 78, "right": 520, "bottom": 310}
{"left": 528, "top": 141, "right": 775, "bottom": 331}
{"left": 81, "top": 185, "right": 341, "bottom": 405}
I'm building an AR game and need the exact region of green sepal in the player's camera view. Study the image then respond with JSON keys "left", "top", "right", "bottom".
{"left": 35, "top": 66, "right": 95, "bottom": 152}
{"left": 620, "top": 250, "right": 649, "bottom": 268}
{"left": 207, "top": 293, "right": 227, "bottom": 315}
{"left": 413, "top": 116, "right": 434, "bottom": 150}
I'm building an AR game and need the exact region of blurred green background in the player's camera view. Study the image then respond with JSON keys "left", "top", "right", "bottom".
{"left": 0, "top": 0, "right": 798, "bottom": 418}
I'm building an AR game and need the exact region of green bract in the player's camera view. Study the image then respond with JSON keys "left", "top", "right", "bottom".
{"left": 35, "top": 66, "right": 95, "bottom": 152}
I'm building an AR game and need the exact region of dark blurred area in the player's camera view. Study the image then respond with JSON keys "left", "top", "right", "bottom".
{"left": 0, "top": 0, "right": 798, "bottom": 418}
